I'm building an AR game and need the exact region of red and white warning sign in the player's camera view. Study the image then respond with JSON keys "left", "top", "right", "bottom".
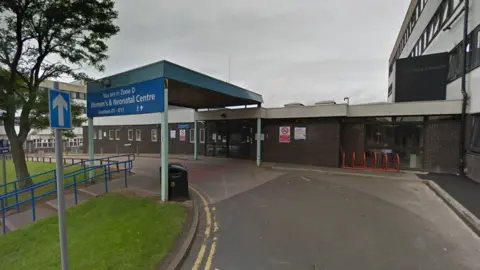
{"left": 279, "top": 126, "right": 291, "bottom": 143}
{"left": 179, "top": 129, "right": 186, "bottom": 141}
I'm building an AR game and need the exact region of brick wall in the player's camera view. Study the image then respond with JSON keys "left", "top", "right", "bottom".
{"left": 466, "top": 153, "right": 480, "bottom": 183}
{"left": 341, "top": 123, "right": 365, "bottom": 166}
{"left": 465, "top": 114, "right": 480, "bottom": 183}
{"left": 424, "top": 122, "right": 460, "bottom": 173}
{"left": 82, "top": 122, "right": 206, "bottom": 156}
{"left": 262, "top": 118, "right": 341, "bottom": 167}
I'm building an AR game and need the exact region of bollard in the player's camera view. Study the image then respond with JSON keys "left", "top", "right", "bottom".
{"left": 1, "top": 199, "right": 5, "bottom": 234}
{"left": 31, "top": 189, "right": 36, "bottom": 221}
{"left": 14, "top": 182, "right": 19, "bottom": 213}
{"left": 73, "top": 175, "right": 78, "bottom": 205}
{"left": 124, "top": 162, "right": 128, "bottom": 188}
{"left": 103, "top": 167, "right": 108, "bottom": 193}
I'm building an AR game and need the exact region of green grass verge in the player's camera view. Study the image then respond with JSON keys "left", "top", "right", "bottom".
{"left": 0, "top": 194, "right": 187, "bottom": 270}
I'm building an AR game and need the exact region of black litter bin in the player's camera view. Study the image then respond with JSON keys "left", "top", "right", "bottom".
{"left": 160, "top": 163, "right": 189, "bottom": 201}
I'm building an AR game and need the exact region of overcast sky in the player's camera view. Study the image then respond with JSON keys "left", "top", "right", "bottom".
{"left": 85, "top": 0, "right": 410, "bottom": 107}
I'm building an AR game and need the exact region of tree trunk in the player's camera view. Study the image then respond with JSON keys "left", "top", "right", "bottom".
{"left": 7, "top": 133, "right": 33, "bottom": 187}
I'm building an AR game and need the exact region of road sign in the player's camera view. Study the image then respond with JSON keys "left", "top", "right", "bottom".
{"left": 87, "top": 78, "right": 164, "bottom": 118}
{"left": 49, "top": 89, "right": 72, "bottom": 129}
{"left": 279, "top": 126, "right": 291, "bottom": 143}
{"left": 0, "top": 139, "right": 10, "bottom": 154}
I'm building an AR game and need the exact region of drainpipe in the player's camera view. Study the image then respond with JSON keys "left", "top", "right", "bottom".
{"left": 459, "top": 0, "right": 469, "bottom": 175}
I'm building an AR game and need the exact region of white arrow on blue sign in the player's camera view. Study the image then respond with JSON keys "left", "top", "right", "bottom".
{"left": 49, "top": 89, "right": 72, "bottom": 129}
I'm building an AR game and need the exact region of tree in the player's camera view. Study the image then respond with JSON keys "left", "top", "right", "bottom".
{"left": 0, "top": 0, "right": 119, "bottom": 186}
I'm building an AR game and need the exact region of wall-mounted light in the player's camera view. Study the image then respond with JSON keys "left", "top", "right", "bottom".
{"left": 101, "top": 78, "right": 111, "bottom": 88}
{"left": 344, "top": 97, "right": 350, "bottom": 105}
{"left": 221, "top": 113, "right": 227, "bottom": 118}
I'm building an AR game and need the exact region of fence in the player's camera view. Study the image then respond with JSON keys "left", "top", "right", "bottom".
{"left": 342, "top": 151, "right": 400, "bottom": 172}
{"left": 0, "top": 154, "right": 136, "bottom": 235}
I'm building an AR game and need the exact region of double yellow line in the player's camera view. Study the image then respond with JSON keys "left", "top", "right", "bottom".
{"left": 190, "top": 186, "right": 219, "bottom": 270}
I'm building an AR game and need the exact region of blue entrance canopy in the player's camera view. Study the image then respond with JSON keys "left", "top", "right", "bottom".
{"left": 87, "top": 60, "right": 263, "bottom": 111}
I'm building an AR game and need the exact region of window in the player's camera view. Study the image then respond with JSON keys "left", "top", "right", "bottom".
{"left": 440, "top": 3, "right": 448, "bottom": 24}
{"left": 136, "top": 129, "right": 141, "bottom": 141}
{"left": 477, "top": 32, "right": 480, "bottom": 49}
{"left": 200, "top": 129, "right": 205, "bottom": 143}
{"left": 365, "top": 123, "right": 424, "bottom": 169}
{"left": 428, "top": 115, "right": 460, "bottom": 121}
{"left": 48, "top": 139, "right": 53, "bottom": 148}
{"left": 93, "top": 130, "right": 97, "bottom": 139}
{"left": 475, "top": 28, "right": 480, "bottom": 69}
{"left": 471, "top": 116, "right": 480, "bottom": 152}
{"left": 189, "top": 129, "right": 195, "bottom": 143}
{"left": 151, "top": 129, "right": 158, "bottom": 142}
{"left": 128, "top": 129, "right": 133, "bottom": 141}
{"left": 115, "top": 129, "right": 120, "bottom": 140}
{"left": 388, "top": 84, "right": 393, "bottom": 96}
{"left": 98, "top": 129, "right": 103, "bottom": 140}
{"left": 432, "top": 16, "right": 439, "bottom": 34}
{"left": 42, "top": 140, "right": 48, "bottom": 148}
{"left": 79, "top": 93, "right": 86, "bottom": 100}
{"left": 448, "top": 43, "right": 462, "bottom": 81}
{"left": 109, "top": 130, "right": 114, "bottom": 140}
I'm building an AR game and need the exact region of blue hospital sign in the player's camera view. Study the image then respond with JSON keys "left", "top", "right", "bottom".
{"left": 87, "top": 78, "right": 165, "bottom": 117}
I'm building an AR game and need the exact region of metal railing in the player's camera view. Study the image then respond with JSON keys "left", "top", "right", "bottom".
{"left": 0, "top": 154, "right": 135, "bottom": 234}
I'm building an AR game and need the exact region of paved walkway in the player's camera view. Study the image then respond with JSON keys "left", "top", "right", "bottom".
{"left": 416, "top": 173, "right": 480, "bottom": 220}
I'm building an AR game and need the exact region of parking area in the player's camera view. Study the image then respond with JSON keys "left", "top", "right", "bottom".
{"left": 126, "top": 157, "right": 480, "bottom": 269}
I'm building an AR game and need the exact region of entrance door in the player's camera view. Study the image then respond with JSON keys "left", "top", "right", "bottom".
{"left": 205, "top": 120, "right": 254, "bottom": 159}
{"left": 206, "top": 122, "right": 228, "bottom": 157}
{"left": 228, "top": 124, "right": 252, "bottom": 159}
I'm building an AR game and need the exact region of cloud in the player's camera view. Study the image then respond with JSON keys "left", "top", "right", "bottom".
{"left": 85, "top": 0, "right": 410, "bottom": 107}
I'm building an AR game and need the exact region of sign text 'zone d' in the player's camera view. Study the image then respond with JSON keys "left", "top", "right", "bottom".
{"left": 87, "top": 78, "right": 164, "bottom": 117}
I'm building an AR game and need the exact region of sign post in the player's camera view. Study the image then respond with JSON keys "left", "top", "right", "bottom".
{"left": 256, "top": 118, "right": 261, "bottom": 166}
{"left": 161, "top": 79, "right": 169, "bottom": 201}
{"left": 49, "top": 83, "right": 72, "bottom": 270}
{"left": 0, "top": 139, "right": 10, "bottom": 195}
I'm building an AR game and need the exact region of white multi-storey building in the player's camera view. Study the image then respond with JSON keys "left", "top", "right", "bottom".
{"left": 388, "top": 0, "right": 479, "bottom": 108}
{"left": 388, "top": 0, "right": 480, "bottom": 180}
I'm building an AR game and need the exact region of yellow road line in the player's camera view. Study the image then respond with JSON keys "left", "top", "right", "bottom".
{"left": 204, "top": 237, "right": 218, "bottom": 270}
{"left": 190, "top": 186, "right": 212, "bottom": 270}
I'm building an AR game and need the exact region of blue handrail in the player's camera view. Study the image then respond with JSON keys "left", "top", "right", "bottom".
{"left": 0, "top": 154, "right": 135, "bottom": 235}
{"left": 0, "top": 154, "right": 135, "bottom": 189}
